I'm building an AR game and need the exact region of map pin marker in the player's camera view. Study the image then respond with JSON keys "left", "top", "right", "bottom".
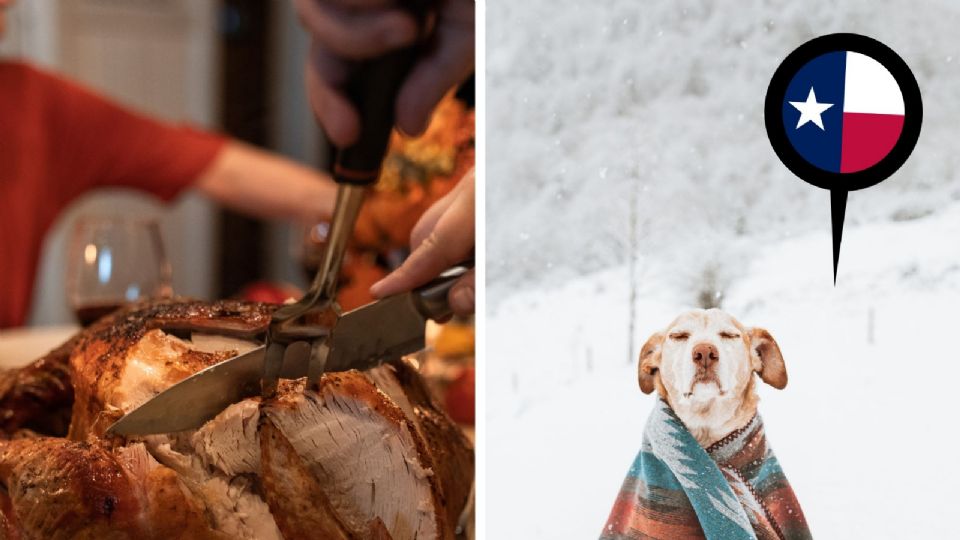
{"left": 764, "top": 33, "right": 922, "bottom": 284}
{"left": 831, "top": 189, "right": 846, "bottom": 284}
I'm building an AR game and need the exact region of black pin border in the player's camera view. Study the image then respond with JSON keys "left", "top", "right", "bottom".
{"left": 764, "top": 33, "right": 923, "bottom": 192}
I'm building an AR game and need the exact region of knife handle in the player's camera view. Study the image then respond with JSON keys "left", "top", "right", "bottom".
{"left": 332, "top": 0, "right": 437, "bottom": 186}
{"left": 413, "top": 265, "right": 471, "bottom": 320}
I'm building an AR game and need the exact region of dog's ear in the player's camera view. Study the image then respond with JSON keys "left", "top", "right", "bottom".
{"left": 748, "top": 327, "right": 787, "bottom": 389}
{"left": 638, "top": 332, "right": 665, "bottom": 394}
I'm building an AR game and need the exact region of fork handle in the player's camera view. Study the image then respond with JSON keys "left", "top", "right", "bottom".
{"left": 332, "top": 0, "right": 438, "bottom": 185}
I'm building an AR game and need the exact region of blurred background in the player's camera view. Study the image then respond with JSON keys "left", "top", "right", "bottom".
{"left": 0, "top": 0, "right": 322, "bottom": 325}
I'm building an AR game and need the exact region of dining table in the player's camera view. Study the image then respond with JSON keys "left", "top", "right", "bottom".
{"left": 0, "top": 325, "right": 79, "bottom": 369}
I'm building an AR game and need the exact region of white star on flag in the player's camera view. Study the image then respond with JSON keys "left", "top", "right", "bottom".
{"left": 789, "top": 87, "right": 834, "bottom": 130}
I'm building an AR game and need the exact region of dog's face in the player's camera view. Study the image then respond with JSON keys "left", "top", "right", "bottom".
{"left": 638, "top": 309, "right": 787, "bottom": 442}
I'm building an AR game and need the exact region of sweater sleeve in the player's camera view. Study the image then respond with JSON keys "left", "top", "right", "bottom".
{"left": 38, "top": 66, "right": 227, "bottom": 205}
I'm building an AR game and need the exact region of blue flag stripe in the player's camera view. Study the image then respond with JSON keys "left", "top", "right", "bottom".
{"left": 782, "top": 51, "right": 847, "bottom": 173}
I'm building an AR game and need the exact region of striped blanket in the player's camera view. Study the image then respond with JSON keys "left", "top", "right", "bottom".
{"left": 600, "top": 399, "right": 811, "bottom": 540}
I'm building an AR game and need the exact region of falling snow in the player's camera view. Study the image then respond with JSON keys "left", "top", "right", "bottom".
{"left": 486, "top": 1, "right": 960, "bottom": 538}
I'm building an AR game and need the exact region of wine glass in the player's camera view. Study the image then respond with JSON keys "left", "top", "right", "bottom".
{"left": 66, "top": 216, "right": 173, "bottom": 326}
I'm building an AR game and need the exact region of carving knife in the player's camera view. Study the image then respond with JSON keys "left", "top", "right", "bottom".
{"left": 106, "top": 266, "right": 466, "bottom": 436}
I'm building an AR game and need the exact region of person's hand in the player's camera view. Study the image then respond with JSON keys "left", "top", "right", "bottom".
{"left": 370, "top": 170, "right": 474, "bottom": 316}
{"left": 294, "top": 0, "right": 475, "bottom": 147}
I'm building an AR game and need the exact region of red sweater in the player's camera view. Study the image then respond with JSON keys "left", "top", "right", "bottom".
{"left": 0, "top": 62, "right": 226, "bottom": 328}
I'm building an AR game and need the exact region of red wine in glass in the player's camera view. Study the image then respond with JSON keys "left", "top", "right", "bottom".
{"left": 67, "top": 217, "right": 172, "bottom": 327}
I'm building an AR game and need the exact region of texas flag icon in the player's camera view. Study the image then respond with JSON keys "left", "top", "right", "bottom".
{"left": 766, "top": 33, "right": 921, "bottom": 282}
{"left": 782, "top": 51, "right": 905, "bottom": 173}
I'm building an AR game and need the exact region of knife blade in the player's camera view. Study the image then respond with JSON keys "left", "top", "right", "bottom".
{"left": 106, "top": 267, "right": 465, "bottom": 435}
{"left": 323, "top": 278, "right": 447, "bottom": 373}
{"left": 107, "top": 345, "right": 264, "bottom": 436}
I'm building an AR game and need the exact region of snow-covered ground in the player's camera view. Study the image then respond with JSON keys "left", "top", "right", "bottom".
{"left": 487, "top": 203, "right": 960, "bottom": 539}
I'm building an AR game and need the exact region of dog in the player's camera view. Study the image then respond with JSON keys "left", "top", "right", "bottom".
{"left": 600, "top": 309, "right": 810, "bottom": 540}
{"left": 637, "top": 308, "right": 787, "bottom": 447}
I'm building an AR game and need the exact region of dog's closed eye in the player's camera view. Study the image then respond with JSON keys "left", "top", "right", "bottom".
{"left": 718, "top": 331, "right": 741, "bottom": 339}
{"left": 668, "top": 332, "right": 690, "bottom": 341}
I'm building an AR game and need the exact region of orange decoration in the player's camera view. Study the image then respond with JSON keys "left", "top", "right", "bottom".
{"left": 331, "top": 94, "right": 475, "bottom": 309}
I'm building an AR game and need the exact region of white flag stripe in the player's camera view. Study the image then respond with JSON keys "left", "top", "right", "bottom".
{"left": 843, "top": 52, "right": 905, "bottom": 115}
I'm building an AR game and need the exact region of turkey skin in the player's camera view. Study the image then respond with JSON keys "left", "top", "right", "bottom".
{"left": 0, "top": 301, "right": 473, "bottom": 540}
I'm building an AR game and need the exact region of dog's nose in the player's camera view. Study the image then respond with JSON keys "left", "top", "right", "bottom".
{"left": 692, "top": 343, "right": 719, "bottom": 368}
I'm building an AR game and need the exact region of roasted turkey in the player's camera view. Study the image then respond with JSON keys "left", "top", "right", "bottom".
{"left": 0, "top": 301, "right": 473, "bottom": 540}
